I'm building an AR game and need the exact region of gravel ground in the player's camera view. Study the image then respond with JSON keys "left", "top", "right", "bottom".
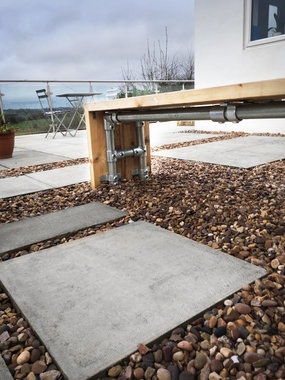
{"left": 0, "top": 138, "right": 284, "bottom": 379}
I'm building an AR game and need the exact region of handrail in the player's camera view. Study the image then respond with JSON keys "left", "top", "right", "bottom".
{"left": 0, "top": 79, "right": 194, "bottom": 84}
{"left": 0, "top": 79, "right": 194, "bottom": 101}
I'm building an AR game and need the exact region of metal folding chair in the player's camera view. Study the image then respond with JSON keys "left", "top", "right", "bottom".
{"left": 36, "top": 88, "right": 70, "bottom": 138}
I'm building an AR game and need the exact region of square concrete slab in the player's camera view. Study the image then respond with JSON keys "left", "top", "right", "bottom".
{"left": 26, "top": 163, "right": 90, "bottom": 188}
{"left": 0, "top": 222, "right": 266, "bottom": 380}
{"left": 149, "top": 122, "right": 223, "bottom": 147}
{"left": 15, "top": 131, "right": 88, "bottom": 159}
{"left": 152, "top": 136, "right": 285, "bottom": 168}
{"left": 0, "top": 149, "right": 69, "bottom": 169}
{"left": 0, "top": 175, "right": 50, "bottom": 198}
{"left": 0, "top": 164, "right": 90, "bottom": 199}
{"left": 0, "top": 202, "right": 126, "bottom": 256}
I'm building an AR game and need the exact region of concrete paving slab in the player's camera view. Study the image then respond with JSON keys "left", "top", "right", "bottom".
{"left": 15, "top": 131, "right": 88, "bottom": 160}
{"left": 0, "top": 221, "right": 266, "bottom": 380}
{"left": 0, "top": 175, "right": 50, "bottom": 198}
{"left": 150, "top": 122, "right": 223, "bottom": 147}
{"left": 0, "top": 163, "right": 90, "bottom": 199}
{"left": 0, "top": 149, "right": 69, "bottom": 169}
{"left": 26, "top": 163, "right": 90, "bottom": 188}
{"left": 0, "top": 202, "right": 126, "bottom": 256}
{"left": 0, "top": 355, "right": 13, "bottom": 380}
{"left": 152, "top": 136, "right": 285, "bottom": 168}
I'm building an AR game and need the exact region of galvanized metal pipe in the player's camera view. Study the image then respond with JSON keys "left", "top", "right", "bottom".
{"left": 135, "top": 121, "right": 149, "bottom": 180}
{"left": 105, "top": 107, "right": 211, "bottom": 123}
{"left": 236, "top": 102, "right": 285, "bottom": 119}
{"left": 104, "top": 120, "right": 118, "bottom": 185}
{"left": 105, "top": 101, "right": 285, "bottom": 123}
{"left": 115, "top": 147, "right": 145, "bottom": 158}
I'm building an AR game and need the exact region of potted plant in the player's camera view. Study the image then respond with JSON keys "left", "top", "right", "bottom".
{"left": 0, "top": 115, "right": 16, "bottom": 158}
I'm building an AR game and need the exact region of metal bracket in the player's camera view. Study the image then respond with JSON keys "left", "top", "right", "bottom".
{"left": 100, "top": 173, "right": 121, "bottom": 185}
{"left": 105, "top": 113, "right": 121, "bottom": 125}
{"left": 106, "top": 150, "right": 116, "bottom": 162}
{"left": 225, "top": 104, "right": 241, "bottom": 123}
{"left": 132, "top": 166, "right": 150, "bottom": 180}
{"left": 104, "top": 121, "right": 115, "bottom": 131}
{"left": 210, "top": 104, "right": 241, "bottom": 123}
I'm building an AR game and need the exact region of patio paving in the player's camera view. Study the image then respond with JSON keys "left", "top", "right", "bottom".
{"left": 0, "top": 131, "right": 88, "bottom": 170}
{"left": 0, "top": 202, "right": 126, "bottom": 256}
{"left": 0, "top": 125, "right": 223, "bottom": 170}
{"left": 0, "top": 163, "right": 90, "bottom": 199}
{"left": 149, "top": 121, "right": 223, "bottom": 147}
{"left": 152, "top": 135, "right": 285, "bottom": 168}
{"left": 0, "top": 355, "right": 13, "bottom": 380}
{"left": 0, "top": 221, "right": 266, "bottom": 380}
{"left": 0, "top": 148, "right": 69, "bottom": 169}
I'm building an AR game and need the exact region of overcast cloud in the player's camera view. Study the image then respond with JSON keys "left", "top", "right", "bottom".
{"left": 0, "top": 0, "right": 194, "bottom": 80}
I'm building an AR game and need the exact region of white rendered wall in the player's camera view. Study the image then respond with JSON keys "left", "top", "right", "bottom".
{"left": 194, "top": 0, "right": 285, "bottom": 133}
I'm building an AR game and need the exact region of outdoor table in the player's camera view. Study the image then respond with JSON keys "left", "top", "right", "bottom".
{"left": 84, "top": 78, "right": 285, "bottom": 188}
{"left": 56, "top": 92, "right": 101, "bottom": 136}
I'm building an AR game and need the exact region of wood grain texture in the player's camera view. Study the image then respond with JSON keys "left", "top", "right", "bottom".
{"left": 85, "top": 110, "right": 107, "bottom": 188}
{"left": 85, "top": 78, "right": 285, "bottom": 112}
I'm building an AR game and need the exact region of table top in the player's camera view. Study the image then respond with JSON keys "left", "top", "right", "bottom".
{"left": 84, "top": 78, "right": 285, "bottom": 112}
{"left": 56, "top": 92, "right": 102, "bottom": 98}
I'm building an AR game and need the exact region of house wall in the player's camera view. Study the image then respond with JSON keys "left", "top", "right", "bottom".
{"left": 194, "top": 0, "right": 285, "bottom": 133}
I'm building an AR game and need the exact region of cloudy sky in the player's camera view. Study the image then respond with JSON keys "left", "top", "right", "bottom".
{"left": 0, "top": 0, "right": 194, "bottom": 81}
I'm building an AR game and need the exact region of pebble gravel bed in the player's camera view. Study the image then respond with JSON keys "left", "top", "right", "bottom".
{"left": 0, "top": 140, "right": 284, "bottom": 379}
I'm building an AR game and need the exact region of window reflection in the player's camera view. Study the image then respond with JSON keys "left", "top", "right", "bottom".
{"left": 251, "top": 0, "right": 285, "bottom": 41}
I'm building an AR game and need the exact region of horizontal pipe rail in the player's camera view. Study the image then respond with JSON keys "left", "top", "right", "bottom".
{"left": 105, "top": 101, "right": 285, "bottom": 123}
{"left": 0, "top": 79, "right": 194, "bottom": 84}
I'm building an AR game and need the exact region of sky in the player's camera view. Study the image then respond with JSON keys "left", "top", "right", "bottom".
{"left": 0, "top": 0, "right": 195, "bottom": 81}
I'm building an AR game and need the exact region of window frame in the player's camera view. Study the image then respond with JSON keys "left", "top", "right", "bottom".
{"left": 244, "top": 0, "right": 285, "bottom": 48}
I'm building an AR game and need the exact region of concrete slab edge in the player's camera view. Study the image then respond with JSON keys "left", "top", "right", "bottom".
{"left": 0, "top": 272, "right": 268, "bottom": 380}
{"left": 81, "top": 272, "right": 269, "bottom": 378}
{"left": 153, "top": 153, "right": 284, "bottom": 169}
{"left": 0, "top": 205, "right": 127, "bottom": 257}
{"left": 0, "top": 180, "right": 89, "bottom": 200}
{"left": 0, "top": 354, "right": 13, "bottom": 380}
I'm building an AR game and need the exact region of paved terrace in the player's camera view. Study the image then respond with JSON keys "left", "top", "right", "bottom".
{"left": 0, "top": 125, "right": 284, "bottom": 379}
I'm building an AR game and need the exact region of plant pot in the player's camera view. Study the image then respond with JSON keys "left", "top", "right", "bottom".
{"left": 0, "top": 132, "right": 15, "bottom": 158}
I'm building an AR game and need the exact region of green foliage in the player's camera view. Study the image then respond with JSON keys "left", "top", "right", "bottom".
{"left": 117, "top": 85, "right": 153, "bottom": 99}
{"left": 0, "top": 114, "right": 16, "bottom": 135}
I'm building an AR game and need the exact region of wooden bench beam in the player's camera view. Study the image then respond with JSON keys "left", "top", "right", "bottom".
{"left": 85, "top": 78, "right": 285, "bottom": 112}
{"left": 85, "top": 78, "right": 285, "bottom": 189}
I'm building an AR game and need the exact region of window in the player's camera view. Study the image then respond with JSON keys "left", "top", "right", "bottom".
{"left": 251, "top": 0, "right": 285, "bottom": 41}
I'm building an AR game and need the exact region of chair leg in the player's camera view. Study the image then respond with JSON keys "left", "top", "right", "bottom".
{"left": 45, "top": 123, "right": 54, "bottom": 138}
{"left": 73, "top": 113, "right": 86, "bottom": 136}
{"left": 53, "top": 113, "right": 71, "bottom": 138}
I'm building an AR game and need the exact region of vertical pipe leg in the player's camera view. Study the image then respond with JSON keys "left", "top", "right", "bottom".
{"left": 136, "top": 121, "right": 149, "bottom": 180}
{"left": 104, "top": 120, "right": 119, "bottom": 185}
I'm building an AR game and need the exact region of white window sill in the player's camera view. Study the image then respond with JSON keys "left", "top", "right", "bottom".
{"left": 246, "top": 33, "right": 285, "bottom": 48}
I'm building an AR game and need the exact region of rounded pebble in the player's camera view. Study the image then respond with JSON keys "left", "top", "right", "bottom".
{"left": 17, "top": 350, "right": 31, "bottom": 365}
{"left": 157, "top": 368, "right": 171, "bottom": 380}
